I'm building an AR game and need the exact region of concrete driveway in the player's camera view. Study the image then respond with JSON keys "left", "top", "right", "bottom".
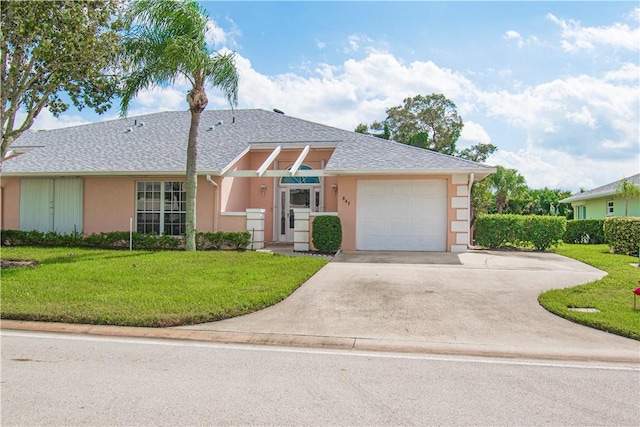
{"left": 181, "top": 250, "right": 640, "bottom": 361}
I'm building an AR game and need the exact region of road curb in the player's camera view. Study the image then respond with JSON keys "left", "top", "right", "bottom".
{"left": 2, "top": 320, "right": 638, "bottom": 364}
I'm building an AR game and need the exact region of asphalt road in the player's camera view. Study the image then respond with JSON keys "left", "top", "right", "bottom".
{"left": 2, "top": 331, "right": 638, "bottom": 426}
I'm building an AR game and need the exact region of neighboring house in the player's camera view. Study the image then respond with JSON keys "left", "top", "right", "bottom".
{"left": 560, "top": 173, "right": 640, "bottom": 219}
{"left": 0, "top": 109, "right": 495, "bottom": 252}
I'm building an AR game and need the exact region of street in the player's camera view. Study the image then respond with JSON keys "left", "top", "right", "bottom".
{"left": 1, "top": 330, "right": 638, "bottom": 426}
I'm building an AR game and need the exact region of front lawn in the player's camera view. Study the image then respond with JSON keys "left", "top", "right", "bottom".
{"left": 0, "top": 247, "right": 327, "bottom": 327}
{"left": 539, "top": 244, "right": 640, "bottom": 340}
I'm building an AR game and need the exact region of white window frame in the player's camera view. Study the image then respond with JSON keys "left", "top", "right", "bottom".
{"left": 136, "top": 181, "right": 186, "bottom": 236}
{"left": 606, "top": 200, "right": 614, "bottom": 216}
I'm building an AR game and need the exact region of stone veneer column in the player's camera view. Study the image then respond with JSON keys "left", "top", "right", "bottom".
{"left": 293, "top": 208, "right": 310, "bottom": 252}
{"left": 246, "top": 208, "right": 265, "bottom": 250}
{"left": 450, "top": 174, "right": 470, "bottom": 253}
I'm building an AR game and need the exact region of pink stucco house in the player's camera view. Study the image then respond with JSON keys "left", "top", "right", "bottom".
{"left": 1, "top": 109, "right": 495, "bottom": 252}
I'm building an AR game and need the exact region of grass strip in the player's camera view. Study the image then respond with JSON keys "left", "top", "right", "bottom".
{"left": 539, "top": 244, "right": 640, "bottom": 340}
{"left": 1, "top": 247, "right": 327, "bottom": 327}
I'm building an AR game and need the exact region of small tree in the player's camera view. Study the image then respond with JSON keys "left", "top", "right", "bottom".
{"left": 615, "top": 178, "right": 640, "bottom": 217}
{"left": 489, "top": 166, "right": 528, "bottom": 214}
{"left": 1, "top": 0, "right": 123, "bottom": 159}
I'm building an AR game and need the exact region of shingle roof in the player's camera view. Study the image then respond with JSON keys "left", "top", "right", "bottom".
{"left": 560, "top": 173, "right": 640, "bottom": 203}
{"left": 2, "top": 109, "right": 495, "bottom": 176}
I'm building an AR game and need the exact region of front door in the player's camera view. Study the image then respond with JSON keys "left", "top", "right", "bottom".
{"left": 279, "top": 188, "right": 311, "bottom": 242}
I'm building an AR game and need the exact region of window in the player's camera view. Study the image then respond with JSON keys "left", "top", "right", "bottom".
{"left": 280, "top": 164, "right": 320, "bottom": 185}
{"left": 606, "top": 200, "right": 614, "bottom": 216}
{"left": 576, "top": 205, "right": 587, "bottom": 219}
{"left": 136, "top": 181, "right": 186, "bottom": 235}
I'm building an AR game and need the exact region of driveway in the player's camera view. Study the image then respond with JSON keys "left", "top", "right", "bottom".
{"left": 180, "top": 250, "right": 640, "bottom": 360}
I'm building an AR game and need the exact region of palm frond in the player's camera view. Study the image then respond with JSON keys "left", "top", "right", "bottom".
{"left": 120, "top": 0, "right": 239, "bottom": 114}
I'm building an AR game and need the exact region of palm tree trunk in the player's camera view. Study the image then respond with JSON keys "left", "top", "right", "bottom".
{"left": 185, "top": 110, "right": 199, "bottom": 251}
{"left": 185, "top": 86, "right": 208, "bottom": 251}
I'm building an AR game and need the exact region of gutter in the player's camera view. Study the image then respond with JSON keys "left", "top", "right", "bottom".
{"left": 468, "top": 173, "right": 475, "bottom": 248}
{"left": 206, "top": 175, "right": 219, "bottom": 231}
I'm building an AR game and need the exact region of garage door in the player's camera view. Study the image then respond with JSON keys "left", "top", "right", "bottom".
{"left": 356, "top": 179, "right": 447, "bottom": 251}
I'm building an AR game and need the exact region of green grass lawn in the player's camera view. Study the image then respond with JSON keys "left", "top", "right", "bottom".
{"left": 1, "top": 247, "right": 327, "bottom": 327}
{"left": 539, "top": 244, "right": 640, "bottom": 340}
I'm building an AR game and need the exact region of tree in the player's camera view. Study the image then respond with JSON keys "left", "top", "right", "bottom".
{"left": 523, "top": 187, "right": 573, "bottom": 218}
{"left": 615, "top": 178, "right": 640, "bottom": 216}
{"left": 383, "top": 94, "right": 462, "bottom": 154}
{"left": 457, "top": 143, "right": 497, "bottom": 163}
{"left": 1, "top": 0, "right": 123, "bottom": 159}
{"left": 121, "top": 0, "right": 238, "bottom": 251}
{"left": 354, "top": 121, "right": 390, "bottom": 139}
{"left": 489, "top": 166, "right": 528, "bottom": 214}
{"left": 356, "top": 93, "right": 496, "bottom": 162}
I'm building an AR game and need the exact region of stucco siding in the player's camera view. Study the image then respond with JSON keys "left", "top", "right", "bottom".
{"left": 0, "top": 177, "right": 21, "bottom": 230}
{"left": 574, "top": 196, "right": 640, "bottom": 219}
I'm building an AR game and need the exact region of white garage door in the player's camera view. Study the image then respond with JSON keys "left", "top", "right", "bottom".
{"left": 356, "top": 179, "right": 447, "bottom": 251}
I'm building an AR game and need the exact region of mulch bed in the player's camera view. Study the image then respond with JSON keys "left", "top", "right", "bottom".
{"left": 0, "top": 259, "right": 39, "bottom": 269}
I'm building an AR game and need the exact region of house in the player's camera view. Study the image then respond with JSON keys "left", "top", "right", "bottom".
{"left": 0, "top": 109, "right": 495, "bottom": 252}
{"left": 560, "top": 173, "right": 640, "bottom": 219}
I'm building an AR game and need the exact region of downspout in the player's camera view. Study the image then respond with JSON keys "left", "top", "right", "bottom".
{"left": 467, "top": 173, "right": 475, "bottom": 248}
{"left": 206, "top": 175, "right": 219, "bottom": 231}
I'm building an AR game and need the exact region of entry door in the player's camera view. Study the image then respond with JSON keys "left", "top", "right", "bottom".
{"left": 279, "top": 188, "right": 311, "bottom": 242}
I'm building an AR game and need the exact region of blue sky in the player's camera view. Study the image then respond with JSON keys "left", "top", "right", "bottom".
{"left": 28, "top": 1, "right": 639, "bottom": 192}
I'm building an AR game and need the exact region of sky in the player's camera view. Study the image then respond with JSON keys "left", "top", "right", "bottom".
{"left": 27, "top": 1, "right": 640, "bottom": 192}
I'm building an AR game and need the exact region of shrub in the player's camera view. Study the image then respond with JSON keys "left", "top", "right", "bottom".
{"left": 1, "top": 229, "right": 251, "bottom": 251}
{"left": 474, "top": 214, "right": 565, "bottom": 250}
{"left": 523, "top": 216, "right": 566, "bottom": 250}
{"left": 563, "top": 219, "right": 606, "bottom": 244}
{"left": 473, "top": 214, "right": 524, "bottom": 248}
{"left": 222, "top": 231, "right": 252, "bottom": 250}
{"left": 312, "top": 216, "right": 342, "bottom": 253}
{"left": 603, "top": 217, "right": 640, "bottom": 256}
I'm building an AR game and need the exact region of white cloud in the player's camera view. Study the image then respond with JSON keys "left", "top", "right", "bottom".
{"left": 29, "top": 108, "right": 90, "bottom": 130}
{"left": 488, "top": 145, "right": 639, "bottom": 192}
{"left": 503, "top": 30, "right": 539, "bottom": 48}
{"left": 504, "top": 30, "right": 521, "bottom": 40}
{"left": 205, "top": 17, "right": 240, "bottom": 49}
{"left": 316, "top": 38, "right": 326, "bottom": 50}
{"left": 604, "top": 63, "right": 640, "bottom": 81}
{"left": 564, "top": 106, "right": 596, "bottom": 128}
{"left": 477, "top": 74, "right": 638, "bottom": 160}
{"left": 342, "top": 34, "right": 376, "bottom": 54}
{"left": 459, "top": 121, "right": 492, "bottom": 148}
{"left": 547, "top": 12, "right": 640, "bottom": 52}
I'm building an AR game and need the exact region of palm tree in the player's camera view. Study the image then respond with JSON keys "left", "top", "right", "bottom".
{"left": 490, "top": 165, "right": 528, "bottom": 214}
{"left": 120, "top": 0, "right": 238, "bottom": 251}
{"left": 615, "top": 178, "right": 640, "bottom": 216}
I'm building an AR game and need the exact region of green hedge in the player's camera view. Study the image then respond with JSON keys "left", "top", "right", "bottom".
{"left": 563, "top": 219, "right": 606, "bottom": 244}
{"left": 0, "top": 230, "right": 251, "bottom": 251}
{"left": 312, "top": 216, "right": 342, "bottom": 253}
{"left": 474, "top": 214, "right": 566, "bottom": 250}
{"left": 603, "top": 217, "right": 640, "bottom": 256}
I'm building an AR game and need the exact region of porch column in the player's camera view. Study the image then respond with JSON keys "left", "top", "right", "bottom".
{"left": 293, "top": 208, "right": 310, "bottom": 252}
{"left": 246, "top": 208, "right": 265, "bottom": 250}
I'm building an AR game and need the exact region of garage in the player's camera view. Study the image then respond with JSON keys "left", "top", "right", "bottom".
{"left": 356, "top": 179, "right": 447, "bottom": 251}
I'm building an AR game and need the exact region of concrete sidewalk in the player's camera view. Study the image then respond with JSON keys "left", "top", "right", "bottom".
{"left": 2, "top": 250, "right": 639, "bottom": 363}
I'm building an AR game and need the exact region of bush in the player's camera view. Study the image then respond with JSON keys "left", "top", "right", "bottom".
{"left": 312, "top": 216, "right": 342, "bottom": 253}
{"left": 474, "top": 214, "right": 565, "bottom": 250}
{"left": 523, "top": 216, "right": 566, "bottom": 250}
{"left": 1, "top": 229, "right": 251, "bottom": 251}
{"left": 473, "top": 214, "right": 524, "bottom": 248}
{"left": 603, "top": 217, "right": 640, "bottom": 256}
{"left": 563, "top": 219, "right": 606, "bottom": 244}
